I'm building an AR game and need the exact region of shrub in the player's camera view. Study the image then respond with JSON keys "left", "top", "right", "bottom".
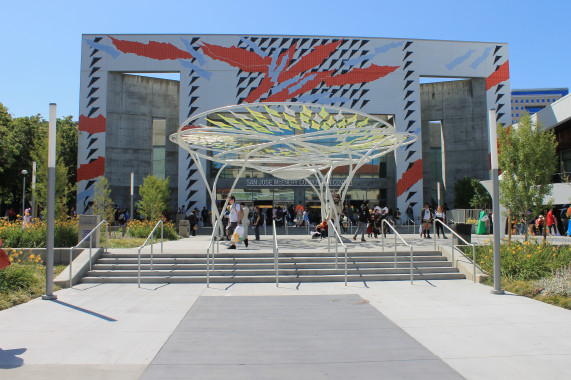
{"left": 471, "top": 241, "right": 571, "bottom": 281}
{"left": 533, "top": 263, "right": 571, "bottom": 297}
{"left": 0, "top": 218, "right": 78, "bottom": 248}
{"left": 126, "top": 220, "right": 178, "bottom": 241}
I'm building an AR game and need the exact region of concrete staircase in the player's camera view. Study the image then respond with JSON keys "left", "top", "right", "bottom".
{"left": 81, "top": 248, "right": 465, "bottom": 284}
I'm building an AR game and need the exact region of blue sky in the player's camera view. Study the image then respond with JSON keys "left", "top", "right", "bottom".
{"left": 1, "top": 0, "right": 569, "bottom": 120}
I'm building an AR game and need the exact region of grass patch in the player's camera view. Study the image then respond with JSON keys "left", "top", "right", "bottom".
{"left": 0, "top": 264, "right": 65, "bottom": 311}
{"left": 106, "top": 237, "right": 148, "bottom": 248}
{"left": 482, "top": 274, "right": 571, "bottom": 310}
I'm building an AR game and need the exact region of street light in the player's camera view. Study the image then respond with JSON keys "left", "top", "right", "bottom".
{"left": 21, "top": 169, "right": 28, "bottom": 217}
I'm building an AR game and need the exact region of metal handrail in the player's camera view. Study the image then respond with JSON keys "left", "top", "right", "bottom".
{"left": 68, "top": 219, "right": 109, "bottom": 287}
{"left": 433, "top": 219, "right": 477, "bottom": 283}
{"left": 206, "top": 219, "right": 221, "bottom": 288}
{"left": 272, "top": 219, "right": 279, "bottom": 287}
{"left": 381, "top": 219, "right": 414, "bottom": 284}
{"left": 137, "top": 219, "right": 164, "bottom": 288}
{"left": 327, "top": 221, "right": 348, "bottom": 286}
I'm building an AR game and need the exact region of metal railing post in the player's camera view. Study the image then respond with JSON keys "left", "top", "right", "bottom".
{"left": 344, "top": 246, "right": 348, "bottom": 286}
{"left": 451, "top": 237, "right": 454, "bottom": 268}
{"left": 410, "top": 246, "right": 414, "bottom": 284}
{"left": 335, "top": 237, "right": 338, "bottom": 270}
{"left": 394, "top": 230, "right": 397, "bottom": 268}
{"left": 206, "top": 247, "right": 210, "bottom": 288}
{"left": 137, "top": 247, "right": 141, "bottom": 288}
{"left": 472, "top": 245, "right": 476, "bottom": 282}
{"left": 69, "top": 248, "right": 73, "bottom": 288}
{"left": 433, "top": 220, "right": 436, "bottom": 251}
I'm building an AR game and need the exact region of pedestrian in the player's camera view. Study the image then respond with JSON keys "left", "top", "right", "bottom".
{"left": 434, "top": 205, "right": 447, "bottom": 239}
{"left": 295, "top": 201, "right": 304, "bottom": 227}
{"left": 188, "top": 209, "right": 198, "bottom": 236}
{"left": 226, "top": 196, "right": 243, "bottom": 249}
{"left": 476, "top": 209, "right": 488, "bottom": 235}
{"left": 253, "top": 206, "right": 263, "bottom": 241}
{"left": 240, "top": 202, "right": 250, "bottom": 247}
{"left": 353, "top": 200, "right": 370, "bottom": 242}
{"left": 546, "top": 208, "right": 556, "bottom": 235}
{"left": 405, "top": 205, "right": 414, "bottom": 225}
{"left": 421, "top": 203, "right": 433, "bottom": 238}
{"left": 22, "top": 208, "right": 32, "bottom": 229}
{"left": 118, "top": 208, "right": 127, "bottom": 237}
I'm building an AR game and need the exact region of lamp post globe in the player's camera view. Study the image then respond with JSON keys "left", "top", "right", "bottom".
{"left": 21, "top": 169, "right": 28, "bottom": 217}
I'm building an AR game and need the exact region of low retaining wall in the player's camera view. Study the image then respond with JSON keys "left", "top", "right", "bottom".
{"left": 2, "top": 248, "right": 83, "bottom": 265}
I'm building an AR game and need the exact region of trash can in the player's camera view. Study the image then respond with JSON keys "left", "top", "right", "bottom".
{"left": 179, "top": 220, "right": 190, "bottom": 238}
{"left": 453, "top": 223, "right": 472, "bottom": 245}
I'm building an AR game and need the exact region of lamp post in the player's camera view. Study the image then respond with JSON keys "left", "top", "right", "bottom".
{"left": 489, "top": 108, "right": 504, "bottom": 295}
{"left": 21, "top": 169, "right": 28, "bottom": 216}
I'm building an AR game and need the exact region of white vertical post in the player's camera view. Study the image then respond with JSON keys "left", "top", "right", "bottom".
{"left": 130, "top": 172, "right": 134, "bottom": 221}
{"left": 489, "top": 109, "right": 504, "bottom": 295}
{"left": 42, "top": 104, "right": 57, "bottom": 300}
{"left": 32, "top": 161, "right": 37, "bottom": 218}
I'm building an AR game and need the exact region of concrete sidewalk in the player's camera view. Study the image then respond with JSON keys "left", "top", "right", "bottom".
{"left": 1, "top": 237, "right": 571, "bottom": 379}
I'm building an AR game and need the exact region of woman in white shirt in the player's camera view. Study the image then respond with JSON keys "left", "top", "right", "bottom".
{"left": 434, "top": 205, "right": 447, "bottom": 239}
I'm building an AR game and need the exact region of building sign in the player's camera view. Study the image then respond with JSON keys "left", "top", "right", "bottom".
{"left": 245, "top": 178, "right": 350, "bottom": 187}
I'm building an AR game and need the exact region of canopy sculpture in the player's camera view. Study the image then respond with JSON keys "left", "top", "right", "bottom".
{"left": 169, "top": 102, "right": 417, "bottom": 234}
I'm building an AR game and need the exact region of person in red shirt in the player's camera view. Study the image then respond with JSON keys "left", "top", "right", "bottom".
{"left": 546, "top": 208, "right": 556, "bottom": 236}
{"left": 295, "top": 201, "right": 304, "bottom": 227}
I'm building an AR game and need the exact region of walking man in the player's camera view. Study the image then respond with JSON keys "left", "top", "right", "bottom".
{"left": 227, "top": 196, "right": 242, "bottom": 249}
{"left": 353, "top": 200, "right": 370, "bottom": 242}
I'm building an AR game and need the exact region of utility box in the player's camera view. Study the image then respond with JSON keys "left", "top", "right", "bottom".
{"left": 453, "top": 223, "right": 472, "bottom": 245}
{"left": 78, "top": 214, "right": 102, "bottom": 248}
{"left": 179, "top": 219, "right": 190, "bottom": 238}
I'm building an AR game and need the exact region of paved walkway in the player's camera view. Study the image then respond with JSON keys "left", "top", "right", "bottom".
{"left": 1, "top": 237, "right": 571, "bottom": 379}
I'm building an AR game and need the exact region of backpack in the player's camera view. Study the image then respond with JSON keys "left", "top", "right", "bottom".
{"left": 359, "top": 207, "right": 368, "bottom": 223}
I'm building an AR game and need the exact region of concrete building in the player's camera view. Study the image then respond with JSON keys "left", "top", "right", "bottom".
{"left": 78, "top": 34, "right": 511, "bottom": 218}
{"left": 511, "top": 88, "right": 568, "bottom": 125}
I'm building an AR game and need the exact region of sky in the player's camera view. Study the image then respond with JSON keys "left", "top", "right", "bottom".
{"left": 1, "top": 0, "right": 569, "bottom": 120}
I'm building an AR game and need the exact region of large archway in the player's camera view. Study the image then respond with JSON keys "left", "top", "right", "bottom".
{"left": 169, "top": 102, "right": 417, "bottom": 232}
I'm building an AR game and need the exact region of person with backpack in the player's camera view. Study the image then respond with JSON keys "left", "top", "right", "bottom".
{"left": 226, "top": 196, "right": 245, "bottom": 249}
{"left": 353, "top": 200, "right": 370, "bottom": 242}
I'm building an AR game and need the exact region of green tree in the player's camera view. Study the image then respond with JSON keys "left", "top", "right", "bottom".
{"left": 136, "top": 175, "right": 170, "bottom": 221}
{"left": 92, "top": 176, "right": 114, "bottom": 223}
{"left": 30, "top": 131, "right": 74, "bottom": 220}
{"left": 453, "top": 177, "right": 476, "bottom": 209}
{"left": 469, "top": 179, "right": 492, "bottom": 209}
{"left": 0, "top": 106, "right": 46, "bottom": 208}
{"left": 498, "top": 112, "right": 558, "bottom": 240}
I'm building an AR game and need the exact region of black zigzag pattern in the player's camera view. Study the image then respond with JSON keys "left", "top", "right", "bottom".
{"left": 235, "top": 37, "right": 374, "bottom": 109}
{"left": 491, "top": 45, "right": 508, "bottom": 125}
{"left": 400, "top": 41, "right": 419, "bottom": 209}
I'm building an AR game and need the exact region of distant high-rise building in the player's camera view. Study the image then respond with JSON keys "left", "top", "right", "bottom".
{"left": 511, "top": 88, "right": 569, "bottom": 124}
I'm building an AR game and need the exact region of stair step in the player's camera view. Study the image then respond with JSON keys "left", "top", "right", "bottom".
{"left": 92, "top": 261, "right": 452, "bottom": 271}
{"left": 85, "top": 266, "right": 460, "bottom": 277}
{"left": 81, "top": 272, "right": 466, "bottom": 284}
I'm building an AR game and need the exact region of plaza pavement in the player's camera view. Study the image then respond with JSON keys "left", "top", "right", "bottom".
{"left": 1, "top": 234, "right": 571, "bottom": 379}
